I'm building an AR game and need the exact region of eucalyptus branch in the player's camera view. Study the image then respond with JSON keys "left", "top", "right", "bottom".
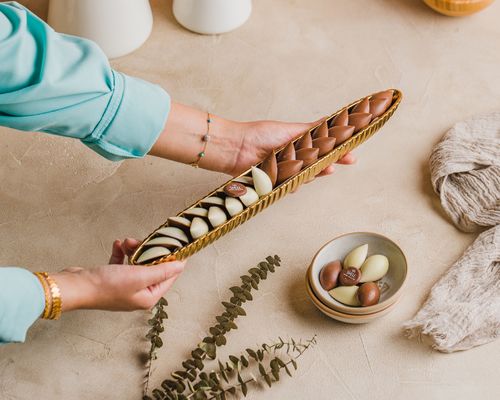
{"left": 153, "top": 256, "right": 282, "bottom": 399}
{"left": 142, "top": 256, "right": 317, "bottom": 400}
{"left": 189, "top": 335, "right": 318, "bottom": 400}
{"left": 143, "top": 297, "right": 168, "bottom": 396}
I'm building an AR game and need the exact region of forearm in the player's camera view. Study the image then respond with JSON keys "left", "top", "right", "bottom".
{"left": 149, "top": 102, "right": 243, "bottom": 175}
{"left": 0, "top": 268, "right": 44, "bottom": 343}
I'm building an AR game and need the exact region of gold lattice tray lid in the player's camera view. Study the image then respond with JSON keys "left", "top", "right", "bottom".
{"left": 130, "top": 89, "right": 402, "bottom": 265}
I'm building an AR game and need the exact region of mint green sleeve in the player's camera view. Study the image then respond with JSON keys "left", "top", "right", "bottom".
{"left": 0, "top": 2, "right": 170, "bottom": 161}
{"left": 0, "top": 268, "right": 45, "bottom": 344}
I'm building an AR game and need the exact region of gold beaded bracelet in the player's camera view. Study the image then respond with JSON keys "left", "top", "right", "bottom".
{"left": 34, "top": 272, "right": 62, "bottom": 320}
{"left": 190, "top": 112, "right": 211, "bottom": 168}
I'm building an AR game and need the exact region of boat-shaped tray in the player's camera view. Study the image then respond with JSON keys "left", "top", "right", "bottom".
{"left": 130, "top": 89, "right": 402, "bottom": 265}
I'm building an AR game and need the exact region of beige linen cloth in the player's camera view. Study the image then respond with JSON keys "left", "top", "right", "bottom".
{"left": 403, "top": 112, "right": 500, "bottom": 353}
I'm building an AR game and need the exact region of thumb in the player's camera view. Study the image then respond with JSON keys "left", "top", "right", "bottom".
{"left": 282, "top": 118, "right": 326, "bottom": 141}
{"left": 135, "top": 261, "right": 185, "bottom": 288}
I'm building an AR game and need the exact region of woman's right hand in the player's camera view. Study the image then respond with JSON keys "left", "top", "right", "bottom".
{"left": 51, "top": 238, "right": 185, "bottom": 312}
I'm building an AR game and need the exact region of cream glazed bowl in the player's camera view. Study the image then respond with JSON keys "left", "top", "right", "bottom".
{"left": 308, "top": 232, "right": 408, "bottom": 315}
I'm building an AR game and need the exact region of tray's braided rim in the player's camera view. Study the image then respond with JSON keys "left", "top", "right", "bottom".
{"left": 130, "top": 90, "right": 402, "bottom": 265}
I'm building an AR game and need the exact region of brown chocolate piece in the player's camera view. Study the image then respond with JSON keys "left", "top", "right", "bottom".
{"left": 339, "top": 267, "right": 361, "bottom": 286}
{"left": 348, "top": 113, "right": 373, "bottom": 132}
{"left": 224, "top": 182, "right": 247, "bottom": 197}
{"left": 369, "top": 97, "right": 392, "bottom": 118}
{"left": 352, "top": 98, "right": 370, "bottom": 114}
{"left": 278, "top": 142, "right": 296, "bottom": 162}
{"left": 330, "top": 109, "right": 348, "bottom": 127}
{"left": 296, "top": 147, "right": 319, "bottom": 168}
{"left": 295, "top": 132, "right": 313, "bottom": 150}
{"left": 312, "top": 121, "right": 328, "bottom": 139}
{"left": 312, "top": 137, "right": 336, "bottom": 156}
{"left": 261, "top": 152, "right": 278, "bottom": 186}
{"left": 319, "top": 260, "right": 342, "bottom": 291}
{"left": 371, "top": 89, "right": 394, "bottom": 100}
{"left": 357, "top": 282, "right": 380, "bottom": 306}
{"left": 276, "top": 160, "right": 303, "bottom": 184}
{"left": 328, "top": 125, "right": 355, "bottom": 145}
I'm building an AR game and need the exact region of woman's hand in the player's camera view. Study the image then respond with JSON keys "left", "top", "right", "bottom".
{"left": 226, "top": 119, "right": 356, "bottom": 176}
{"left": 51, "top": 238, "right": 185, "bottom": 313}
{"left": 149, "top": 102, "right": 356, "bottom": 176}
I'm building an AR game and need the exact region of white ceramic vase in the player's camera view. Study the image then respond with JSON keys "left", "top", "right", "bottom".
{"left": 47, "top": 0, "right": 153, "bottom": 59}
{"left": 172, "top": 0, "right": 252, "bottom": 35}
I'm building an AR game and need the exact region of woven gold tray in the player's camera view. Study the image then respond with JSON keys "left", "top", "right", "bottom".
{"left": 130, "top": 89, "right": 402, "bottom": 265}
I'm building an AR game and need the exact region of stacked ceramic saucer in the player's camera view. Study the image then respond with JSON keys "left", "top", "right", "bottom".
{"left": 305, "top": 232, "right": 408, "bottom": 324}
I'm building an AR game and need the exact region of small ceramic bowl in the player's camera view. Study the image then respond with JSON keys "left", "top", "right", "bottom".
{"left": 308, "top": 232, "right": 408, "bottom": 315}
{"left": 305, "top": 277, "right": 399, "bottom": 324}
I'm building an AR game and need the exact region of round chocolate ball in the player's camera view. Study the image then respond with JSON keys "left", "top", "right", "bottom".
{"left": 319, "top": 260, "right": 342, "bottom": 291}
{"left": 357, "top": 282, "right": 380, "bottom": 306}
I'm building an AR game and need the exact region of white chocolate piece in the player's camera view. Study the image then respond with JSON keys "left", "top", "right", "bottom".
{"left": 233, "top": 176, "right": 254, "bottom": 185}
{"left": 343, "top": 244, "right": 368, "bottom": 269}
{"left": 183, "top": 207, "right": 208, "bottom": 218}
{"left": 225, "top": 197, "right": 244, "bottom": 217}
{"left": 168, "top": 216, "right": 191, "bottom": 229}
{"left": 251, "top": 167, "right": 273, "bottom": 196}
{"left": 144, "top": 236, "right": 183, "bottom": 249}
{"left": 137, "top": 246, "right": 171, "bottom": 264}
{"left": 208, "top": 206, "right": 227, "bottom": 227}
{"left": 191, "top": 217, "right": 209, "bottom": 239}
{"left": 156, "top": 227, "right": 189, "bottom": 243}
{"left": 360, "top": 255, "right": 389, "bottom": 282}
{"left": 239, "top": 187, "right": 259, "bottom": 207}
{"left": 329, "top": 286, "right": 360, "bottom": 306}
{"left": 200, "top": 196, "right": 225, "bottom": 207}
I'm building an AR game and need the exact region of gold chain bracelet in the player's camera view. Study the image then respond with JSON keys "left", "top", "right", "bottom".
{"left": 34, "top": 272, "right": 62, "bottom": 320}
{"left": 190, "top": 112, "right": 211, "bottom": 168}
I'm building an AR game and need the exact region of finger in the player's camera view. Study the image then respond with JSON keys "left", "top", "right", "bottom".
{"left": 147, "top": 273, "right": 181, "bottom": 299}
{"left": 337, "top": 152, "right": 356, "bottom": 165}
{"left": 279, "top": 118, "right": 327, "bottom": 141}
{"left": 135, "top": 261, "right": 186, "bottom": 288}
{"left": 316, "top": 165, "right": 335, "bottom": 177}
{"left": 122, "top": 238, "right": 140, "bottom": 257}
{"left": 109, "top": 240, "right": 125, "bottom": 264}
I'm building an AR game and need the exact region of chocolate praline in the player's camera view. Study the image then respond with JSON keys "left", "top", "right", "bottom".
{"left": 295, "top": 132, "right": 313, "bottom": 150}
{"left": 261, "top": 152, "right": 278, "bottom": 186}
{"left": 278, "top": 142, "right": 296, "bottom": 162}
{"left": 352, "top": 98, "right": 370, "bottom": 114}
{"left": 338, "top": 267, "right": 361, "bottom": 286}
{"left": 276, "top": 160, "right": 303, "bottom": 184}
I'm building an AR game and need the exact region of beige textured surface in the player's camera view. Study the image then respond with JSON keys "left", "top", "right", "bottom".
{"left": 1, "top": 0, "right": 500, "bottom": 399}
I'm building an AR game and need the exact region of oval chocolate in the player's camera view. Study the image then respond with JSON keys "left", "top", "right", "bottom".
{"left": 261, "top": 152, "right": 278, "bottom": 186}
{"left": 312, "top": 121, "right": 328, "bottom": 139}
{"left": 330, "top": 109, "right": 348, "bottom": 127}
{"left": 371, "top": 89, "right": 394, "bottom": 100}
{"left": 348, "top": 113, "right": 373, "bottom": 132}
{"left": 296, "top": 147, "right": 319, "bottom": 167}
{"left": 328, "top": 125, "right": 355, "bottom": 145}
{"left": 369, "top": 97, "right": 392, "bottom": 118}
{"left": 295, "top": 132, "right": 313, "bottom": 150}
{"left": 338, "top": 267, "right": 361, "bottom": 286}
{"left": 319, "top": 260, "right": 342, "bottom": 291}
{"left": 312, "top": 137, "right": 336, "bottom": 156}
{"left": 278, "top": 142, "right": 296, "bottom": 162}
{"left": 352, "top": 98, "right": 370, "bottom": 114}
{"left": 224, "top": 182, "right": 247, "bottom": 197}
{"left": 357, "top": 282, "right": 380, "bottom": 306}
{"left": 276, "top": 160, "right": 303, "bottom": 184}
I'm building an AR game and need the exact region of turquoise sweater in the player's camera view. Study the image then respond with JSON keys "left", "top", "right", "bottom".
{"left": 0, "top": 2, "right": 170, "bottom": 343}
